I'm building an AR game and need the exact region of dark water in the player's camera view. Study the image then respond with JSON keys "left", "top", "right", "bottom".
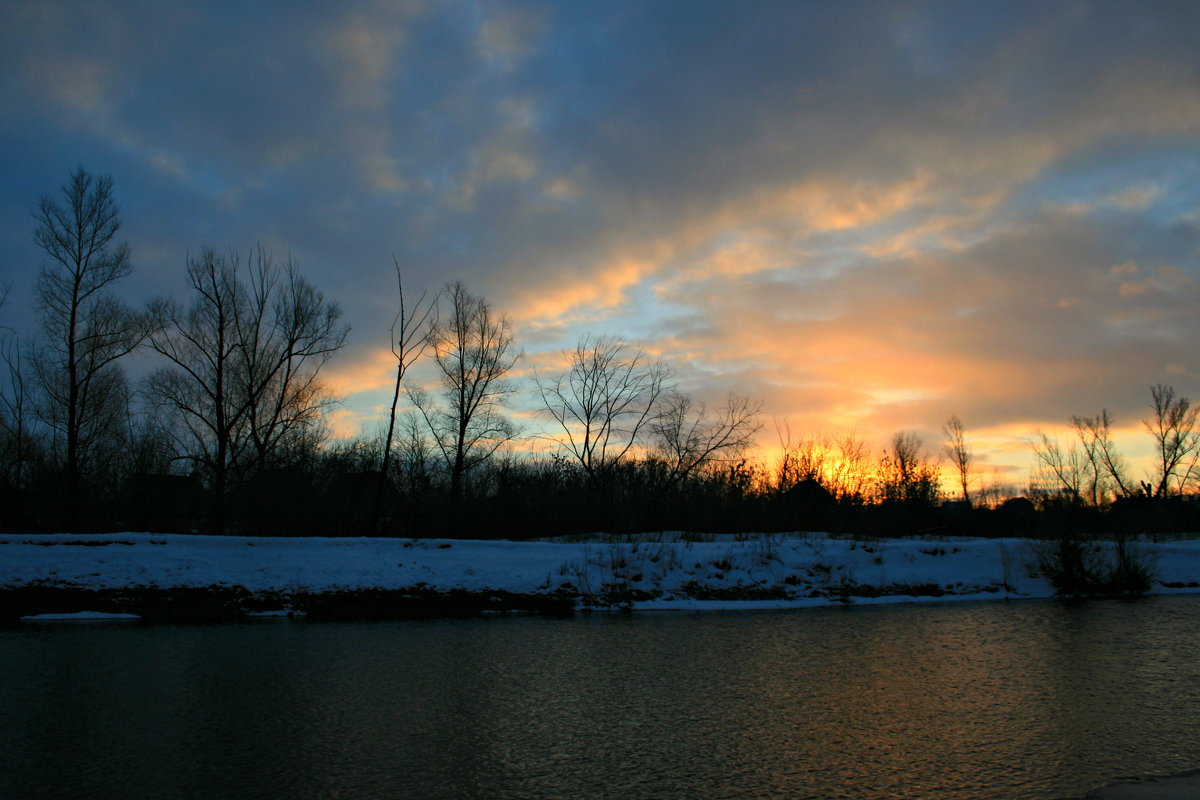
{"left": 3, "top": 598, "right": 1200, "bottom": 800}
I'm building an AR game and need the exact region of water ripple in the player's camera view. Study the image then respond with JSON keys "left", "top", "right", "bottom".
{"left": 2, "top": 599, "right": 1199, "bottom": 799}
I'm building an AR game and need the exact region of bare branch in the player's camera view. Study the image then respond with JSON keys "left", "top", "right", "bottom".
{"left": 1144, "top": 384, "right": 1200, "bottom": 499}
{"left": 146, "top": 246, "right": 348, "bottom": 530}
{"left": 536, "top": 333, "right": 670, "bottom": 483}
{"left": 409, "top": 281, "right": 521, "bottom": 500}
{"left": 29, "top": 165, "right": 149, "bottom": 497}
{"left": 375, "top": 261, "right": 438, "bottom": 531}
{"left": 1072, "top": 409, "right": 1132, "bottom": 504}
{"left": 652, "top": 390, "right": 762, "bottom": 492}
{"left": 942, "top": 414, "right": 972, "bottom": 504}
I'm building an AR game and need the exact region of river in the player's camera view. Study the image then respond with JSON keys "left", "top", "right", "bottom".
{"left": 3, "top": 597, "right": 1199, "bottom": 799}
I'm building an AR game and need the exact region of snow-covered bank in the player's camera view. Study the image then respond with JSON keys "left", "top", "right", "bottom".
{"left": 3, "top": 532, "right": 1200, "bottom": 620}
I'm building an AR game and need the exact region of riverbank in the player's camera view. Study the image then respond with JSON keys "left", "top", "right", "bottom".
{"left": 3, "top": 532, "right": 1200, "bottom": 622}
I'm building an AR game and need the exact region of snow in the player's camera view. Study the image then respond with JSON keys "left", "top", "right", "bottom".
{"left": 19, "top": 611, "right": 141, "bottom": 622}
{"left": 3, "top": 531, "right": 1199, "bottom": 612}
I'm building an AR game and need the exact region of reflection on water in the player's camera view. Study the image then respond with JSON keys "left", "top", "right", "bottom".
{"left": 2, "top": 598, "right": 1199, "bottom": 799}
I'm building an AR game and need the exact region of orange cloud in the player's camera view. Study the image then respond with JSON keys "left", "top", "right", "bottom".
{"left": 760, "top": 170, "right": 933, "bottom": 232}
{"left": 1119, "top": 281, "right": 1152, "bottom": 298}
{"left": 322, "top": 346, "right": 401, "bottom": 397}
{"left": 510, "top": 254, "right": 662, "bottom": 328}
{"left": 325, "top": 407, "right": 376, "bottom": 440}
{"left": 509, "top": 170, "right": 939, "bottom": 331}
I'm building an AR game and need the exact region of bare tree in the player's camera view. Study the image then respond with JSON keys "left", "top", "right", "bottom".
{"left": 891, "top": 431, "right": 922, "bottom": 480}
{"left": 31, "top": 166, "right": 151, "bottom": 502}
{"left": 537, "top": 334, "right": 669, "bottom": 484}
{"left": 942, "top": 414, "right": 973, "bottom": 504}
{"left": 830, "top": 430, "right": 872, "bottom": 504}
{"left": 1, "top": 335, "right": 35, "bottom": 487}
{"left": 147, "top": 250, "right": 244, "bottom": 527}
{"left": 651, "top": 391, "right": 762, "bottom": 493}
{"left": 1071, "top": 410, "right": 1132, "bottom": 504}
{"left": 774, "top": 425, "right": 872, "bottom": 503}
{"left": 147, "top": 247, "right": 347, "bottom": 530}
{"left": 409, "top": 281, "right": 520, "bottom": 501}
{"left": 1071, "top": 415, "right": 1105, "bottom": 506}
{"left": 0, "top": 288, "right": 37, "bottom": 487}
{"left": 774, "top": 422, "right": 828, "bottom": 492}
{"left": 122, "top": 404, "right": 178, "bottom": 477}
{"left": 395, "top": 411, "right": 441, "bottom": 499}
{"left": 878, "top": 431, "right": 941, "bottom": 506}
{"left": 374, "top": 260, "right": 436, "bottom": 532}
{"left": 1143, "top": 384, "right": 1200, "bottom": 499}
{"left": 235, "top": 249, "right": 348, "bottom": 471}
{"left": 1031, "top": 430, "right": 1084, "bottom": 504}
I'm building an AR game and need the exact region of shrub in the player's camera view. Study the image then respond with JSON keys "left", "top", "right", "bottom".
{"left": 1028, "top": 532, "right": 1157, "bottom": 598}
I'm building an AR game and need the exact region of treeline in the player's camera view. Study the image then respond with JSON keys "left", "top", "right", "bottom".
{"left": 1, "top": 167, "right": 1198, "bottom": 538}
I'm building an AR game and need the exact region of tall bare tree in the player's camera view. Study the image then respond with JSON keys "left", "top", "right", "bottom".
{"left": 147, "top": 246, "right": 347, "bottom": 530}
{"left": 942, "top": 414, "right": 973, "bottom": 504}
{"left": 147, "top": 250, "right": 244, "bottom": 527}
{"left": 374, "top": 260, "right": 436, "bottom": 531}
{"left": 410, "top": 281, "right": 520, "bottom": 501}
{"left": 651, "top": 391, "right": 762, "bottom": 493}
{"left": 1143, "top": 384, "right": 1200, "bottom": 499}
{"left": 31, "top": 166, "right": 151, "bottom": 502}
{"left": 1071, "top": 410, "right": 1132, "bottom": 504}
{"left": 537, "top": 334, "right": 669, "bottom": 484}
{"left": 235, "top": 249, "right": 347, "bottom": 471}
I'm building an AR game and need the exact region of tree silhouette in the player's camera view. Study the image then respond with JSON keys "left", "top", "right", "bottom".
{"left": 410, "top": 282, "right": 520, "bottom": 501}
{"left": 375, "top": 260, "right": 436, "bottom": 532}
{"left": 147, "top": 246, "right": 346, "bottom": 530}
{"left": 878, "top": 431, "right": 941, "bottom": 506}
{"left": 31, "top": 166, "right": 150, "bottom": 508}
{"left": 537, "top": 334, "right": 669, "bottom": 485}
{"left": 1144, "top": 384, "right": 1200, "bottom": 499}
{"left": 1071, "top": 410, "right": 1132, "bottom": 504}
{"left": 652, "top": 391, "right": 762, "bottom": 493}
{"left": 942, "top": 414, "right": 972, "bottom": 504}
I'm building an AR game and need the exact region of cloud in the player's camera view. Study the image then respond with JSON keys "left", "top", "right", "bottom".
{"left": 325, "top": 407, "right": 377, "bottom": 440}
{"left": 511, "top": 255, "right": 657, "bottom": 330}
{"left": 476, "top": 6, "right": 547, "bottom": 71}
{"left": 600, "top": 186, "right": 1200, "bottom": 466}
{"left": 322, "top": 346, "right": 401, "bottom": 398}
{"left": 3, "top": 0, "right": 1200, "bottom": 484}
{"left": 325, "top": 6, "right": 412, "bottom": 110}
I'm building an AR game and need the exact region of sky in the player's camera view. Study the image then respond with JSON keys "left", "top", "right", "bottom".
{"left": 1, "top": 0, "right": 1199, "bottom": 490}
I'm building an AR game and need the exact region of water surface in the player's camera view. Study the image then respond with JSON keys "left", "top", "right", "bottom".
{"left": 3, "top": 598, "right": 1199, "bottom": 799}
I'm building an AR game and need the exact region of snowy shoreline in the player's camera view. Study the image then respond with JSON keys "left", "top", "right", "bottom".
{"left": 3, "top": 531, "right": 1200, "bottom": 621}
